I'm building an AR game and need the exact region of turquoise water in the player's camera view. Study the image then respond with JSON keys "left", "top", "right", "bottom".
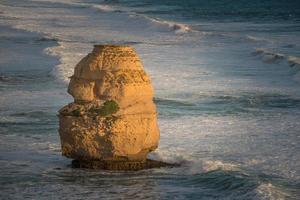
{"left": 0, "top": 0, "right": 300, "bottom": 199}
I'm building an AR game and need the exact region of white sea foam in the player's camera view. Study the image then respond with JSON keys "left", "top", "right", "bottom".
{"left": 149, "top": 149, "right": 241, "bottom": 175}
{"left": 254, "top": 48, "right": 285, "bottom": 63}
{"left": 44, "top": 42, "right": 85, "bottom": 84}
{"left": 256, "top": 183, "right": 292, "bottom": 200}
{"left": 246, "top": 35, "right": 270, "bottom": 43}
{"left": 153, "top": 19, "right": 192, "bottom": 34}
{"left": 169, "top": 23, "right": 191, "bottom": 34}
{"left": 148, "top": 147, "right": 191, "bottom": 164}
{"left": 254, "top": 48, "right": 300, "bottom": 68}
{"left": 254, "top": 48, "right": 300, "bottom": 83}
{"left": 132, "top": 14, "right": 192, "bottom": 34}
{"left": 288, "top": 55, "right": 300, "bottom": 69}
{"left": 92, "top": 4, "right": 117, "bottom": 12}
{"left": 201, "top": 160, "right": 240, "bottom": 172}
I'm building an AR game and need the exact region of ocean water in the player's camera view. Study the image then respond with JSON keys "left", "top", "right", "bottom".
{"left": 0, "top": 0, "right": 300, "bottom": 199}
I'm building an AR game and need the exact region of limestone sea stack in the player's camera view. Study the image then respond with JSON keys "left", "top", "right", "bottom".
{"left": 58, "top": 45, "right": 171, "bottom": 170}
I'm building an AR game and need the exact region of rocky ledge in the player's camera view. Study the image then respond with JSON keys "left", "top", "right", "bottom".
{"left": 71, "top": 159, "right": 180, "bottom": 171}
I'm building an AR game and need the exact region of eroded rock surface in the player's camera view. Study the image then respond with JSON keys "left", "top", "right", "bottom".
{"left": 58, "top": 45, "right": 160, "bottom": 166}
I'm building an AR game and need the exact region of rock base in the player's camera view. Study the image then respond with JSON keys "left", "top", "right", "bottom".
{"left": 71, "top": 159, "right": 180, "bottom": 171}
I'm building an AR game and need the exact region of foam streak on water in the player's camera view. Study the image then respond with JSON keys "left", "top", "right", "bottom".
{"left": 0, "top": 0, "right": 300, "bottom": 199}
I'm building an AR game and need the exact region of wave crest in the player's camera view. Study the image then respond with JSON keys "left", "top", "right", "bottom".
{"left": 201, "top": 160, "right": 240, "bottom": 172}
{"left": 132, "top": 14, "right": 192, "bottom": 34}
{"left": 287, "top": 56, "right": 300, "bottom": 68}
{"left": 169, "top": 22, "right": 191, "bottom": 34}
{"left": 246, "top": 35, "right": 270, "bottom": 43}
{"left": 92, "top": 4, "right": 117, "bottom": 12}
{"left": 256, "top": 183, "right": 292, "bottom": 200}
{"left": 253, "top": 48, "right": 300, "bottom": 83}
{"left": 150, "top": 18, "right": 191, "bottom": 34}
{"left": 254, "top": 48, "right": 300, "bottom": 68}
{"left": 254, "top": 48, "right": 285, "bottom": 63}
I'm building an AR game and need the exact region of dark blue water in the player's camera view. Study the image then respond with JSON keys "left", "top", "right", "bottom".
{"left": 0, "top": 0, "right": 300, "bottom": 199}
{"left": 108, "top": 0, "right": 300, "bottom": 22}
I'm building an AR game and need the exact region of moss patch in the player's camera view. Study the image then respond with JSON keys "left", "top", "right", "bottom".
{"left": 71, "top": 109, "right": 81, "bottom": 117}
{"left": 89, "top": 100, "right": 119, "bottom": 117}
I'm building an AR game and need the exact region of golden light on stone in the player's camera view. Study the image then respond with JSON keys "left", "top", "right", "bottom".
{"left": 58, "top": 45, "right": 176, "bottom": 170}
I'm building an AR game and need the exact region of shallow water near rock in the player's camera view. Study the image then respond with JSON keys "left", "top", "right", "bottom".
{"left": 0, "top": 0, "right": 300, "bottom": 199}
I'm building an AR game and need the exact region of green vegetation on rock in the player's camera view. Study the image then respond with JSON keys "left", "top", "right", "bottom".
{"left": 71, "top": 109, "right": 81, "bottom": 117}
{"left": 89, "top": 100, "right": 119, "bottom": 117}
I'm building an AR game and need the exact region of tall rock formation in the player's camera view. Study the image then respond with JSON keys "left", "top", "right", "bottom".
{"left": 58, "top": 45, "right": 163, "bottom": 170}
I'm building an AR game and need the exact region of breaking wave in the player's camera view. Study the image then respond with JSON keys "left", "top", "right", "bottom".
{"left": 254, "top": 48, "right": 300, "bottom": 67}
{"left": 150, "top": 19, "right": 191, "bottom": 34}
{"left": 136, "top": 15, "right": 192, "bottom": 34}
{"left": 246, "top": 35, "right": 269, "bottom": 42}
{"left": 86, "top": 1, "right": 193, "bottom": 34}
{"left": 253, "top": 48, "right": 300, "bottom": 83}
{"left": 201, "top": 160, "right": 240, "bottom": 172}
{"left": 288, "top": 55, "right": 300, "bottom": 68}
{"left": 255, "top": 182, "right": 293, "bottom": 200}
{"left": 254, "top": 48, "right": 285, "bottom": 63}
{"left": 91, "top": 4, "right": 118, "bottom": 12}
{"left": 147, "top": 152, "right": 295, "bottom": 200}
{"left": 77, "top": 0, "right": 192, "bottom": 34}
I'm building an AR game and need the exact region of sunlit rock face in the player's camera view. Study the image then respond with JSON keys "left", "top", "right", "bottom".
{"left": 58, "top": 45, "right": 160, "bottom": 164}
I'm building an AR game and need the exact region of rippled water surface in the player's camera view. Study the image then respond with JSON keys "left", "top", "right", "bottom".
{"left": 0, "top": 0, "right": 300, "bottom": 199}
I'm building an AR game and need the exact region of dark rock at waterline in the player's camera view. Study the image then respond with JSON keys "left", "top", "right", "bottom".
{"left": 71, "top": 159, "right": 180, "bottom": 171}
